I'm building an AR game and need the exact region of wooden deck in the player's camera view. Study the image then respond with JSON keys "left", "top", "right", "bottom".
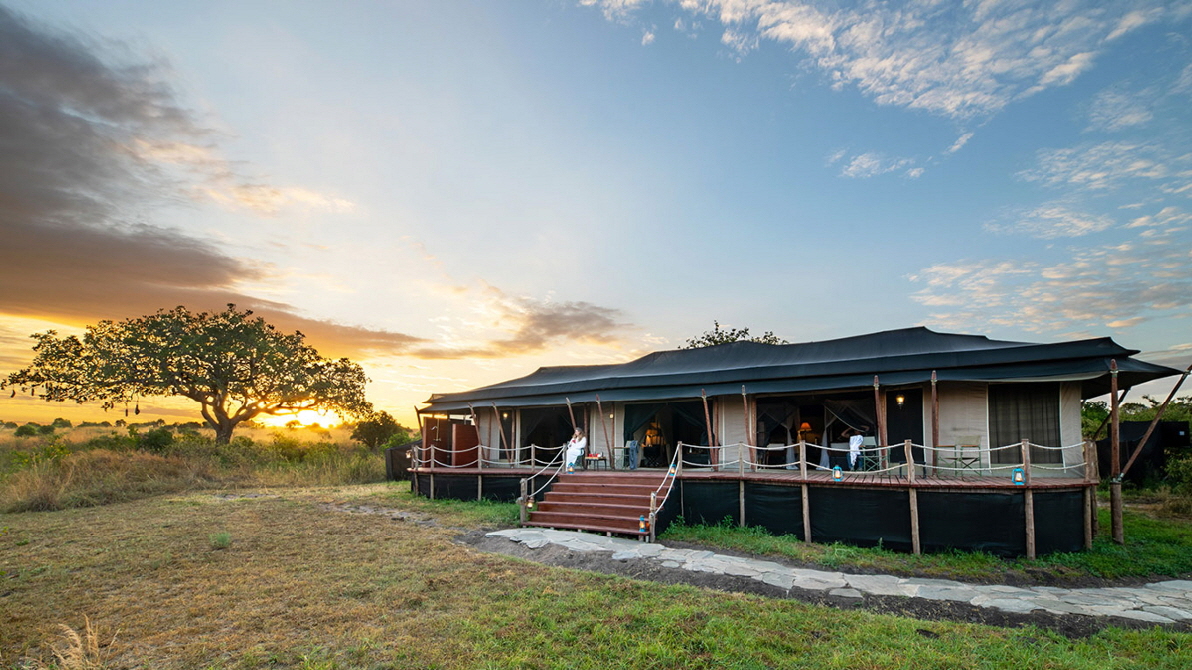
{"left": 409, "top": 465, "right": 1092, "bottom": 491}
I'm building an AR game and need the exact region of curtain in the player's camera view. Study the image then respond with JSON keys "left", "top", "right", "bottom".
{"left": 989, "top": 383, "right": 1061, "bottom": 464}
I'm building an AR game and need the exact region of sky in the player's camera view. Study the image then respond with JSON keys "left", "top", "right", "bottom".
{"left": 1, "top": 0, "right": 1191, "bottom": 428}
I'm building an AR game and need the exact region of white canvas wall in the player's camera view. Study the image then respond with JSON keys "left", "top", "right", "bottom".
{"left": 936, "top": 382, "right": 990, "bottom": 468}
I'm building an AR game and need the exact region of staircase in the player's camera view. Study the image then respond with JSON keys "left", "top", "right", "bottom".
{"left": 525, "top": 470, "right": 669, "bottom": 537}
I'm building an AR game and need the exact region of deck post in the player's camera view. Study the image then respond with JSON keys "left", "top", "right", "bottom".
{"left": 1022, "top": 439, "right": 1035, "bottom": 559}
{"left": 1086, "top": 439, "right": 1100, "bottom": 538}
{"left": 739, "top": 480, "right": 746, "bottom": 528}
{"left": 531, "top": 443, "right": 537, "bottom": 467}
{"left": 1109, "top": 360, "right": 1124, "bottom": 545}
{"left": 800, "top": 440, "right": 812, "bottom": 543}
{"left": 930, "top": 371, "right": 939, "bottom": 475}
{"left": 1083, "top": 440, "right": 1095, "bottom": 549}
{"left": 519, "top": 478, "right": 528, "bottom": 525}
{"left": 904, "top": 440, "right": 921, "bottom": 555}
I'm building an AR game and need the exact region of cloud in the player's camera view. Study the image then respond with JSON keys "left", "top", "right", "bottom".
{"left": 839, "top": 152, "right": 916, "bottom": 178}
{"left": 410, "top": 286, "right": 631, "bottom": 359}
{"left": 1085, "top": 87, "right": 1154, "bottom": 132}
{"left": 0, "top": 5, "right": 408, "bottom": 359}
{"left": 984, "top": 204, "right": 1115, "bottom": 239}
{"left": 1018, "top": 140, "right": 1185, "bottom": 191}
{"left": 946, "top": 133, "right": 974, "bottom": 154}
{"left": 582, "top": 1, "right": 1182, "bottom": 120}
{"left": 910, "top": 207, "right": 1192, "bottom": 333}
{"left": 642, "top": 29, "right": 656, "bottom": 45}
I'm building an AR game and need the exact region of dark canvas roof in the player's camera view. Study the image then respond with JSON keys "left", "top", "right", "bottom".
{"left": 422, "top": 327, "right": 1178, "bottom": 412}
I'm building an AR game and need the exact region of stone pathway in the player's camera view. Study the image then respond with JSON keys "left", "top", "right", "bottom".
{"left": 488, "top": 528, "right": 1192, "bottom": 626}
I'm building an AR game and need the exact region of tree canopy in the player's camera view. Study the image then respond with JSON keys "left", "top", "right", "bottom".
{"left": 2, "top": 305, "right": 373, "bottom": 443}
{"left": 351, "top": 410, "right": 414, "bottom": 451}
{"left": 683, "top": 320, "right": 789, "bottom": 348}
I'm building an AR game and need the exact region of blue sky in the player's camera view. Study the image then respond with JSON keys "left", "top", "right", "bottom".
{"left": 1, "top": 1, "right": 1190, "bottom": 425}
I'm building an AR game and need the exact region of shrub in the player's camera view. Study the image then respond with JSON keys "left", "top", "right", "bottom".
{"left": 37, "top": 424, "right": 56, "bottom": 435}
{"left": 50, "top": 417, "right": 72, "bottom": 429}
{"left": 139, "top": 426, "right": 175, "bottom": 453}
{"left": 14, "top": 423, "right": 39, "bottom": 437}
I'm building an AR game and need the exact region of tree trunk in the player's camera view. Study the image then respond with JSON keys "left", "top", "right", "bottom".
{"left": 214, "top": 422, "right": 235, "bottom": 444}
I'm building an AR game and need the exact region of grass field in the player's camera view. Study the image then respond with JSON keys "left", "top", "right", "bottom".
{"left": 3, "top": 484, "right": 1192, "bottom": 669}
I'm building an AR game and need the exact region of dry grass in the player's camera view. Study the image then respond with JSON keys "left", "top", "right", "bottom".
{"left": 2, "top": 486, "right": 1191, "bottom": 669}
{"left": 0, "top": 427, "right": 385, "bottom": 513}
{"left": 1, "top": 449, "right": 219, "bottom": 513}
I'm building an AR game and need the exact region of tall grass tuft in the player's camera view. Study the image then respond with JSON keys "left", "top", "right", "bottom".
{"left": 27, "top": 615, "right": 117, "bottom": 670}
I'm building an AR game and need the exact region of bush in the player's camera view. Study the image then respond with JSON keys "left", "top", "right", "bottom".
{"left": 139, "top": 426, "right": 175, "bottom": 453}
{"left": 14, "top": 423, "right": 39, "bottom": 437}
{"left": 50, "top": 417, "right": 72, "bottom": 428}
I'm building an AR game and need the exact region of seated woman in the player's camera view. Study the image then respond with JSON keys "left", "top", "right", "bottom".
{"left": 564, "top": 428, "right": 587, "bottom": 468}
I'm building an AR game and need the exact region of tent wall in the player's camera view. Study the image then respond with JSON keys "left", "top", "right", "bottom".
{"left": 1058, "top": 381, "right": 1084, "bottom": 473}
{"left": 937, "top": 382, "right": 991, "bottom": 466}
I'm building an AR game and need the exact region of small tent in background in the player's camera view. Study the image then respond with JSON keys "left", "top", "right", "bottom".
{"left": 1097, "top": 421, "right": 1191, "bottom": 485}
{"left": 385, "top": 439, "right": 419, "bottom": 481}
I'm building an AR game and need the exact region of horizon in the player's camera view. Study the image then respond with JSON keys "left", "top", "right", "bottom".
{"left": 2, "top": 1, "right": 1190, "bottom": 428}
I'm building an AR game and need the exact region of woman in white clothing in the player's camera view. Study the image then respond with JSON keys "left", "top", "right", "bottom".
{"left": 565, "top": 428, "right": 588, "bottom": 467}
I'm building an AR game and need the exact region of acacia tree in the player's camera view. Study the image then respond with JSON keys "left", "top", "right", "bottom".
{"left": 2, "top": 305, "right": 372, "bottom": 443}
{"left": 683, "top": 320, "right": 788, "bottom": 348}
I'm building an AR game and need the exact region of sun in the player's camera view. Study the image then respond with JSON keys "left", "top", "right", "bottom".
{"left": 256, "top": 409, "right": 345, "bottom": 429}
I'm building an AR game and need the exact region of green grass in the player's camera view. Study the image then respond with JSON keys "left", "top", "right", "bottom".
{"left": 660, "top": 508, "right": 1192, "bottom": 582}
{"left": 2, "top": 490, "right": 1190, "bottom": 669}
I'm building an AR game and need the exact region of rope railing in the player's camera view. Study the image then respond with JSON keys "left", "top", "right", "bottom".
{"left": 647, "top": 440, "right": 684, "bottom": 542}
{"left": 668, "top": 438, "right": 1089, "bottom": 479}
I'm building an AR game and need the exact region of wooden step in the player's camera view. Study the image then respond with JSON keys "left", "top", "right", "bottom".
{"left": 523, "top": 519, "right": 651, "bottom": 537}
{"left": 535, "top": 501, "right": 646, "bottom": 517}
{"left": 541, "top": 491, "right": 652, "bottom": 506}
{"left": 527, "top": 511, "right": 643, "bottom": 533}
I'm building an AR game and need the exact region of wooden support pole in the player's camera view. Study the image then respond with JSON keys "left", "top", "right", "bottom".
{"left": 1086, "top": 439, "right": 1100, "bottom": 538}
{"left": 1084, "top": 486, "right": 1094, "bottom": 550}
{"left": 1025, "top": 489, "right": 1036, "bottom": 560}
{"left": 800, "top": 440, "right": 811, "bottom": 543}
{"left": 1022, "top": 438, "right": 1035, "bottom": 559}
{"left": 565, "top": 397, "right": 577, "bottom": 431}
{"left": 491, "top": 403, "right": 510, "bottom": 465}
{"left": 596, "top": 395, "right": 613, "bottom": 470}
{"left": 1083, "top": 439, "right": 1096, "bottom": 548}
{"left": 701, "top": 389, "right": 717, "bottom": 471}
{"left": 904, "top": 439, "right": 921, "bottom": 555}
{"left": 467, "top": 404, "right": 483, "bottom": 470}
{"left": 742, "top": 386, "right": 754, "bottom": 472}
{"left": 1109, "top": 361, "right": 1124, "bottom": 545}
{"left": 930, "top": 371, "right": 940, "bottom": 476}
{"left": 519, "top": 478, "right": 528, "bottom": 525}
{"left": 873, "top": 376, "right": 886, "bottom": 454}
{"left": 739, "top": 480, "right": 746, "bottom": 528}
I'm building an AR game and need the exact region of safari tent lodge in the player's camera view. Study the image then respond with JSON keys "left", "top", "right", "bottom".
{"left": 412, "top": 327, "right": 1178, "bottom": 557}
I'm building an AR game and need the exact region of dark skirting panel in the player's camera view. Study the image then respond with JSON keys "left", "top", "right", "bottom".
{"left": 743, "top": 482, "right": 805, "bottom": 539}
{"left": 809, "top": 486, "right": 912, "bottom": 552}
{"left": 680, "top": 480, "right": 740, "bottom": 526}
{"left": 1033, "top": 490, "right": 1085, "bottom": 555}
{"left": 433, "top": 474, "right": 478, "bottom": 501}
{"left": 480, "top": 476, "right": 522, "bottom": 502}
{"left": 416, "top": 473, "right": 431, "bottom": 498}
{"left": 919, "top": 491, "right": 1024, "bottom": 557}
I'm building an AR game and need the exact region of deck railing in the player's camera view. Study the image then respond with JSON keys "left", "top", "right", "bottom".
{"left": 673, "top": 438, "right": 1092, "bottom": 480}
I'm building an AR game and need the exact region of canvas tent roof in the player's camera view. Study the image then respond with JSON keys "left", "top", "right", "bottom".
{"left": 422, "top": 327, "right": 1178, "bottom": 413}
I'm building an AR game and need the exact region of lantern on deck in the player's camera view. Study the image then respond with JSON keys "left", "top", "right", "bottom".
{"left": 639, "top": 515, "right": 647, "bottom": 533}
{"left": 1012, "top": 468, "right": 1025, "bottom": 485}
{"left": 832, "top": 465, "right": 843, "bottom": 482}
